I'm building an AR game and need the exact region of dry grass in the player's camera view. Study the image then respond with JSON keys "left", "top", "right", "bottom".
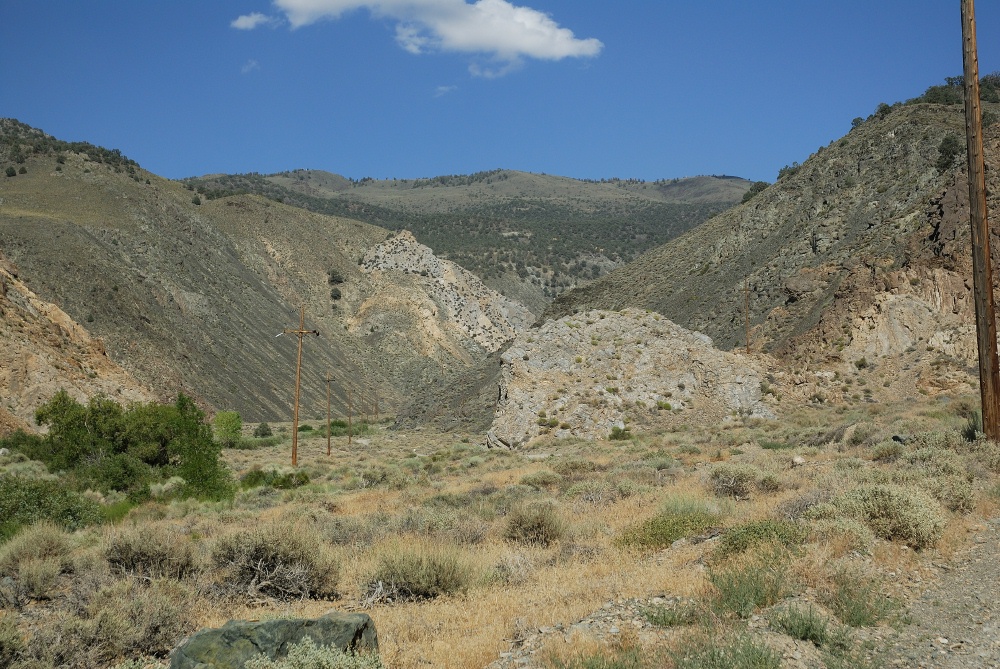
{"left": 3, "top": 396, "right": 1000, "bottom": 668}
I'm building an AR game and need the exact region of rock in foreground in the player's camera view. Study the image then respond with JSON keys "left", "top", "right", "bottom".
{"left": 169, "top": 611, "right": 378, "bottom": 669}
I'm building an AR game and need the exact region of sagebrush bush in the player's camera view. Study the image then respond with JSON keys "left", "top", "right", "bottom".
{"left": 807, "top": 517, "right": 876, "bottom": 554}
{"left": 870, "top": 440, "right": 903, "bottom": 462}
{"left": 832, "top": 484, "right": 945, "bottom": 549}
{"left": 551, "top": 458, "right": 600, "bottom": 478}
{"left": 519, "top": 469, "right": 563, "bottom": 489}
{"left": 241, "top": 467, "right": 310, "bottom": 490}
{"left": 503, "top": 502, "right": 567, "bottom": 546}
{"left": 364, "top": 540, "right": 476, "bottom": 601}
{"left": 709, "top": 463, "right": 779, "bottom": 498}
{"left": 212, "top": 523, "right": 340, "bottom": 600}
{"left": 0, "top": 615, "right": 23, "bottom": 668}
{"left": 104, "top": 523, "right": 198, "bottom": 580}
{"left": 245, "top": 636, "right": 384, "bottom": 669}
{"left": 0, "top": 521, "right": 73, "bottom": 575}
{"left": 21, "top": 577, "right": 195, "bottom": 667}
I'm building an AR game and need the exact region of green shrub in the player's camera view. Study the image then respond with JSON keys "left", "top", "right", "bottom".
{"left": 29, "top": 391, "right": 235, "bottom": 501}
{"left": 325, "top": 420, "right": 373, "bottom": 437}
{"left": 759, "top": 440, "right": 792, "bottom": 450}
{"left": 832, "top": 484, "right": 945, "bottom": 549}
{"left": 644, "top": 600, "right": 703, "bottom": 627}
{"left": 609, "top": 426, "right": 632, "bottom": 441}
{"left": 619, "top": 496, "right": 723, "bottom": 549}
{"left": 241, "top": 467, "right": 310, "bottom": 490}
{"left": 212, "top": 523, "right": 340, "bottom": 600}
{"left": 716, "top": 519, "right": 807, "bottom": 557}
{"left": 245, "top": 636, "right": 384, "bottom": 669}
{"left": 669, "top": 633, "right": 781, "bottom": 669}
{"left": 253, "top": 422, "right": 274, "bottom": 438}
{"left": 519, "top": 470, "right": 563, "bottom": 489}
{"left": 870, "top": 440, "right": 903, "bottom": 462}
{"left": 552, "top": 458, "right": 600, "bottom": 478}
{"left": 503, "top": 502, "right": 567, "bottom": 546}
{"left": 770, "top": 604, "right": 830, "bottom": 645}
{"left": 708, "top": 549, "right": 790, "bottom": 618}
{"left": 822, "top": 569, "right": 899, "bottom": 627}
{"left": 213, "top": 411, "right": 242, "bottom": 447}
{"left": 0, "top": 475, "right": 102, "bottom": 538}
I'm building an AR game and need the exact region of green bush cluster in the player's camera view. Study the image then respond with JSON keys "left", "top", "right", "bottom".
{"left": 4, "top": 390, "right": 235, "bottom": 503}
{"left": 0, "top": 475, "right": 102, "bottom": 539}
{"left": 716, "top": 519, "right": 807, "bottom": 557}
{"left": 619, "top": 496, "right": 723, "bottom": 549}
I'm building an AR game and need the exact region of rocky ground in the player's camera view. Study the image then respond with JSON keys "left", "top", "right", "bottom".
{"left": 483, "top": 515, "right": 1000, "bottom": 669}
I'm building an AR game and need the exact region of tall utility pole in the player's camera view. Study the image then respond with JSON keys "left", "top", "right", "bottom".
{"left": 325, "top": 374, "right": 333, "bottom": 456}
{"left": 962, "top": 0, "right": 1000, "bottom": 439}
{"left": 346, "top": 387, "right": 353, "bottom": 446}
{"left": 744, "top": 278, "right": 751, "bottom": 355}
{"left": 281, "top": 307, "right": 319, "bottom": 466}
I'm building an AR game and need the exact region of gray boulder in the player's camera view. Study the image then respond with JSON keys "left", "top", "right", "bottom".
{"left": 169, "top": 611, "right": 377, "bottom": 669}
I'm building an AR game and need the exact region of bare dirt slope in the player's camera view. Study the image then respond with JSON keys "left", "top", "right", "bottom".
{"left": 0, "top": 251, "right": 153, "bottom": 433}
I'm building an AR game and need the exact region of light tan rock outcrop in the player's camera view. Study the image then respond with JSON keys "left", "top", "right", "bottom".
{"left": 488, "top": 309, "right": 771, "bottom": 447}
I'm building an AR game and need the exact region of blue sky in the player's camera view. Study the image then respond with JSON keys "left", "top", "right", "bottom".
{"left": 3, "top": 1, "right": 999, "bottom": 184}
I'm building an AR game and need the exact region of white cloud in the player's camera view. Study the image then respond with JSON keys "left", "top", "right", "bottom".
{"left": 241, "top": 59, "right": 261, "bottom": 74}
{"left": 434, "top": 84, "right": 457, "bottom": 96}
{"left": 270, "top": 0, "right": 602, "bottom": 73}
{"left": 231, "top": 12, "right": 278, "bottom": 30}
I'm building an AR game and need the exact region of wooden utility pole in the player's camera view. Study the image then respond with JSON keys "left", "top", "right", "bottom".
{"left": 347, "top": 387, "right": 353, "bottom": 446}
{"left": 744, "top": 278, "right": 751, "bottom": 355}
{"left": 962, "top": 0, "right": 1000, "bottom": 439}
{"left": 281, "top": 306, "right": 319, "bottom": 466}
{"left": 325, "top": 374, "right": 333, "bottom": 456}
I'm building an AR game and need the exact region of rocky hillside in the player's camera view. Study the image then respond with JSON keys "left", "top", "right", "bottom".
{"left": 185, "top": 169, "right": 750, "bottom": 312}
{"left": 359, "top": 231, "right": 533, "bottom": 352}
{"left": 0, "top": 120, "right": 529, "bottom": 423}
{"left": 0, "top": 251, "right": 153, "bottom": 434}
{"left": 545, "top": 103, "right": 997, "bottom": 384}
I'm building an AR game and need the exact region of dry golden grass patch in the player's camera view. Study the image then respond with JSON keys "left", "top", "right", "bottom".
{"left": 7, "top": 396, "right": 1000, "bottom": 668}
